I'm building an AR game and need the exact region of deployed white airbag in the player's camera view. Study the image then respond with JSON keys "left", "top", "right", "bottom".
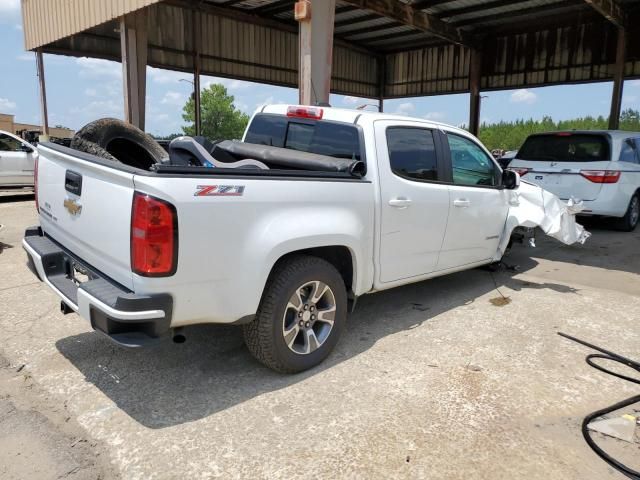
{"left": 494, "top": 180, "right": 590, "bottom": 259}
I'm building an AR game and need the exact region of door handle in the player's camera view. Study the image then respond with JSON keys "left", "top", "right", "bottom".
{"left": 388, "top": 197, "right": 412, "bottom": 208}
{"left": 453, "top": 198, "right": 471, "bottom": 208}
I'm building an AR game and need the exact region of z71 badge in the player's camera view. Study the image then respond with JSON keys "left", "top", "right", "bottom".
{"left": 194, "top": 185, "right": 245, "bottom": 197}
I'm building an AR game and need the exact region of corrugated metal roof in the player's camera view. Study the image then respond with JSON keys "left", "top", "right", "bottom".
{"left": 22, "top": 0, "right": 640, "bottom": 99}
{"left": 22, "top": 0, "right": 163, "bottom": 50}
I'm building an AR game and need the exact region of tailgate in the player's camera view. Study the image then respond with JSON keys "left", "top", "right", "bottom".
{"left": 515, "top": 160, "right": 609, "bottom": 201}
{"left": 36, "top": 144, "right": 135, "bottom": 290}
{"left": 512, "top": 132, "right": 612, "bottom": 201}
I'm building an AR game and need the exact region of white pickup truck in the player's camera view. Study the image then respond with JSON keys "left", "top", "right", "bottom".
{"left": 23, "top": 105, "right": 586, "bottom": 373}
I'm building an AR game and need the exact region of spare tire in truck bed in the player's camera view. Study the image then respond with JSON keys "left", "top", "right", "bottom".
{"left": 71, "top": 118, "right": 169, "bottom": 170}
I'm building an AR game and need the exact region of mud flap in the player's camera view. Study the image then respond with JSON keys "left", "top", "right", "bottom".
{"left": 494, "top": 181, "right": 590, "bottom": 260}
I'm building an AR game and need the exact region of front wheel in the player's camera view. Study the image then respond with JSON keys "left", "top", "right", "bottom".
{"left": 615, "top": 194, "right": 639, "bottom": 232}
{"left": 243, "top": 255, "right": 347, "bottom": 373}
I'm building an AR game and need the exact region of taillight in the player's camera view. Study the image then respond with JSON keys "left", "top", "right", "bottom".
{"left": 286, "top": 105, "right": 323, "bottom": 119}
{"left": 509, "top": 167, "right": 530, "bottom": 177}
{"left": 131, "top": 192, "right": 178, "bottom": 276}
{"left": 580, "top": 170, "right": 621, "bottom": 184}
{"left": 34, "top": 155, "right": 39, "bottom": 212}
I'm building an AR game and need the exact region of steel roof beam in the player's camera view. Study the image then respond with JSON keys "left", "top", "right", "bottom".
{"left": 583, "top": 0, "right": 626, "bottom": 27}
{"left": 451, "top": 0, "right": 584, "bottom": 27}
{"left": 341, "top": 0, "right": 469, "bottom": 45}
{"left": 435, "top": 0, "right": 523, "bottom": 19}
{"left": 410, "top": 0, "right": 455, "bottom": 11}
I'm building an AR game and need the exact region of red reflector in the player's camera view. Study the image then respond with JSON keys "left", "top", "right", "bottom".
{"left": 131, "top": 192, "right": 178, "bottom": 276}
{"left": 580, "top": 170, "right": 621, "bottom": 184}
{"left": 286, "top": 105, "right": 323, "bottom": 120}
{"left": 509, "top": 167, "right": 530, "bottom": 177}
{"left": 555, "top": 132, "right": 572, "bottom": 136}
{"left": 34, "top": 155, "right": 39, "bottom": 213}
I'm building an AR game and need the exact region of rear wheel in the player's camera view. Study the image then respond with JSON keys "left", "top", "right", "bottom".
{"left": 243, "top": 255, "right": 347, "bottom": 373}
{"left": 615, "top": 194, "right": 639, "bottom": 232}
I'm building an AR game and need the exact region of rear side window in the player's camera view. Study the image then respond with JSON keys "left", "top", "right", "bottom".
{"left": 517, "top": 134, "right": 610, "bottom": 162}
{"left": 619, "top": 139, "right": 639, "bottom": 164}
{"left": 245, "top": 113, "right": 361, "bottom": 160}
{"left": 0, "top": 134, "right": 23, "bottom": 152}
{"left": 386, "top": 127, "right": 438, "bottom": 181}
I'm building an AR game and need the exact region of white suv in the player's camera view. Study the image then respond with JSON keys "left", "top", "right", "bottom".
{"left": 0, "top": 130, "right": 37, "bottom": 187}
{"left": 509, "top": 131, "right": 640, "bottom": 231}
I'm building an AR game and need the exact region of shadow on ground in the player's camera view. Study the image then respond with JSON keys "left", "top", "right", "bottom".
{"left": 56, "top": 256, "right": 578, "bottom": 429}
{"left": 506, "top": 219, "right": 640, "bottom": 278}
{"left": 0, "top": 192, "right": 34, "bottom": 204}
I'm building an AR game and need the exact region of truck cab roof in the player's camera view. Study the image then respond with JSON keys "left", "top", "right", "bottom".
{"left": 259, "top": 104, "right": 471, "bottom": 138}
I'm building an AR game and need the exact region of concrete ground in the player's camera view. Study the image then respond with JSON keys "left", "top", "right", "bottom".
{"left": 0, "top": 195, "right": 638, "bottom": 479}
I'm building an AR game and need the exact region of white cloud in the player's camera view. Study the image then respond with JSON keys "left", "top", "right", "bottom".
{"left": 69, "top": 99, "right": 122, "bottom": 118}
{"left": 77, "top": 58, "right": 121, "bottom": 78}
{"left": 148, "top": 67, "right": 191, "bottom": 85}
{"left": 15, "top": 23, "right": 22, "bottom": 30}
{"left": 161, "top": 91, "right": 188, "bottom": 106}
{"left": 623, "top": 95, "right": 638, "bottom": 106}
{"left": 510, "top": 89, "right": 537, "bottom": 105}
{"left": 628, "top": 80, "right": 640, "bottom": 88}
{"left": 0, "top": 98, "right": 17, "bottom": 112}
{"left": 16, "top": 53, "right": 33, "bottom": 62}
{"left": 424, "top": 111, "right": 446, "bottom": 121}
{"left": 201, "top": 77, "right": 252, "bottom": 92}
{"left": 0, "top": 0, "right": 20, "bottom": 13}
{"left": 394, "top": 102, "right": 416, "bottom": 116}
{"left": 84, "top": 88, "right": 97, "bottom": 97}
{"left": 343, "top": 96, "right": 360, "bottom": 105}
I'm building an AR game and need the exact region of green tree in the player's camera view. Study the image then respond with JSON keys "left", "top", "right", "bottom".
{"left": 182, "top": 83, "right": 249, "bottom": 140}
{"left": 477, "top": 110, "right": 640, "bottom": 151}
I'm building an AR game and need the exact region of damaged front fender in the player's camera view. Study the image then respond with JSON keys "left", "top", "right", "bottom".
{"left": 494, "top": 181, "right": 590, "bottom": 260}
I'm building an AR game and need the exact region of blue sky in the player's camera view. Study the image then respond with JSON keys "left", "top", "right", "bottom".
{"left": 1, "top": 0, "right": 639, "bottom": 136}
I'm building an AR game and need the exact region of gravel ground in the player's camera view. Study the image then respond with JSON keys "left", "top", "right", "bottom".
{"left": 0, "top": 195, "right": 638, "bottom": 479}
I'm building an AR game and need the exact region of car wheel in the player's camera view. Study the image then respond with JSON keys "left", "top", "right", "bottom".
{"left": 243, "top": 255, "right": 347, "bottom": 373}
{"left": 615, "top": 194, "right": 640, "bottom": 232}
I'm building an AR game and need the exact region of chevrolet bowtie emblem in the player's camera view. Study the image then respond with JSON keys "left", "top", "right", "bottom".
{"left": 63, "top": 198, "right": 82, "bottom": 216}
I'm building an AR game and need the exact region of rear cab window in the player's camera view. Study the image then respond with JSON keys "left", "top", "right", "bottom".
{"left": 244, "top": 113, "right": 363, "bottom": 161}
{"left": 517, "top": 133, "right": 611, "bottom": 162}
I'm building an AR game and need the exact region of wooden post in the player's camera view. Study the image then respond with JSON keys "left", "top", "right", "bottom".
{"left": 193, "top": 10, "right": 202, "bottom": 136}
{"left": 608, "top": 27, "right": 626, "bottom": 130}
{"left": 468, "top": 47, "right": 482, "bottom": 136}
{"left": 35, "top": 49, "right": 49, "bottom": 141}
{"left": 120, "top": 10, "right": 148, "bottom": 130}
{"left": 296, "top": 0, "right": 336, "bottom": 105}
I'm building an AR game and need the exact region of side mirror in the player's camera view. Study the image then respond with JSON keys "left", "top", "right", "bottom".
{"left": 20, "top": 144, "right": 34, "bottom": 153}
{"left": 502, "top": 169, "right": 520, "bottom": 190}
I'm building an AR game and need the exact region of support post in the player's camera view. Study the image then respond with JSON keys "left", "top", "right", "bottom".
{"left": 296, "top": 0, "right": 336, "bottom": 105}
{"left": 35, "top": 49, "right": 49, "bottom": 141}
{"left": 608, "top": 27, "right": 626, "bottom": 130}
{"left": 378, "top": 56, "right": 385, "bottom": 113}
{"left": 193, "top": 10, "right": 202, "bottom": 136}
{"left": 120, "top": 10, "right": 148, "bottom": 130}
{"left": 468, "top": 47, "right": 482, "bottom": 136}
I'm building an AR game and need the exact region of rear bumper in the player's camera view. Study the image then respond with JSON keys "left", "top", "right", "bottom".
{"left": 569, "top": 187, "right": 629, "bottom": 218}
{"left": 23, "top": 226, "right": 173, "bottom": 347}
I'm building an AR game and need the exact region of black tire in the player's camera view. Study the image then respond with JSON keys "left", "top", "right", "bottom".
{"left": 615, "top": 194, "right": 640, "bottom": 232}
{"left": 70, "top": 118, "right": 168, "bottom": 170}
{"left": 243, "top": 255, "right": 347, "bottom": 373}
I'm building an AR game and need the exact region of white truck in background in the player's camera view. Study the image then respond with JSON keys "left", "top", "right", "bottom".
{"left": 23, "top": 105, "right": 587, "bottom": 373}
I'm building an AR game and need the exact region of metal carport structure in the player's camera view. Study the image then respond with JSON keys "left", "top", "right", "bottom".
{"left": 21, "top": 0, "right": 640, "bottom": 137}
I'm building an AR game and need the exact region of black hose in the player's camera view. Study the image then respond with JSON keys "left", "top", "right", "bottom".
{"left": 557, "top": 332, "right": 640, "bottom": 479}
